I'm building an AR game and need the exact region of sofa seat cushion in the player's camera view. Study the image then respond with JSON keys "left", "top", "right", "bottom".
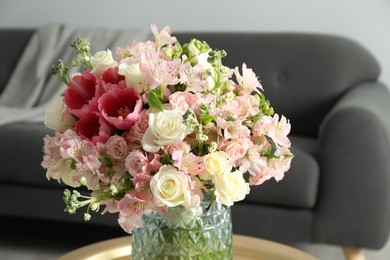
{"left": 244, "top": 135, "right": 319, "bottom": 209}
{"left": 0, "top": 123, "right": 319, "bottom": 210}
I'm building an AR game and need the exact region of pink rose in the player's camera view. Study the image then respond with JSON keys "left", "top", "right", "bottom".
{"left": 105, "top": 135, "right": 129, "bottom": 161}
{"left": 125, "top": 150, "right": 148, "bottom": 176}
{"left": 219, "top": 138, "right": 252, "bottom": 164}
{"left": 130, "top": 109, "right": 149, "bottom": 138}
{"left": 169, "top": 91, "right": 201, "bottom": 113}
{"left": 122, "top": 132, "right": 143, "bottom": 150}
{"left": 64, "top": 70, "right": 99, "bottom": 118}
{"left": 98, "top": 86, "right": 143, "bottom": 130}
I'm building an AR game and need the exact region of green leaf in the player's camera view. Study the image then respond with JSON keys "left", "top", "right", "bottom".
{"left": 148, "top": 90, "right": 164, "bottom": 112}
{"left": 226, "top": 116, "right": 236, "bottom": 122}
{"left": 98, "top": 156, "right": 112, "bottom": 166}
{"left": 161, "top": 153, "right": 174, "bottom": 165}
{"left": 201, "top": 113, "right": 214, "bottom": 124}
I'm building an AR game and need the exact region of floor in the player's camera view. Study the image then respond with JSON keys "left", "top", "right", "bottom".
{"left": 0, "top": 216, "right": 389, "bottom": 260}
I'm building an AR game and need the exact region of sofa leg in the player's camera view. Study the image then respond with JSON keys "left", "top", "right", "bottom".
{"left": 342, "top": 247, "right": 365, "bottom": 260}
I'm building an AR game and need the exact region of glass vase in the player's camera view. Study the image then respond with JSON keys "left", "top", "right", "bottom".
{"left": 131, "top": 199, "right": 233, "bottom": 259}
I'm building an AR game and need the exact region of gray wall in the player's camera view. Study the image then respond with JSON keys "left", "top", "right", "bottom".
{"left": 1, "top": 0, "right": 390, "bottom": 88}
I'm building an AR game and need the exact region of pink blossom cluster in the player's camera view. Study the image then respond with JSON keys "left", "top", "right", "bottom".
{"left": 42, "top": 25, "right": 293, "bottom": 233}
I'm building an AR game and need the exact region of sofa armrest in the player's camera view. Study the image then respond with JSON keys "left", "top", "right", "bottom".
{"left": 314, "top": 82, "right": 390, "bottom": 248}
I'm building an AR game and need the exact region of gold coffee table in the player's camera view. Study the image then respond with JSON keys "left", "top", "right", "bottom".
{"left": 58, "top": 234, "right": 318, "bottom": 260}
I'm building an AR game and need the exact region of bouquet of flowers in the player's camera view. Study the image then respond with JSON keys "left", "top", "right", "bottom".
{"left": 42, "top": 25, "right": 293, "bottom": 234}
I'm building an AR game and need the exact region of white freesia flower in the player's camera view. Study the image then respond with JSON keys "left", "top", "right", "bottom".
{"left": 90, "top": 49, "right": 117, "bottom": 76}
{"left": 197, "top": 53, "right": 215, "bottom": 90}
{"left": 150, "top": 165, "right": 192, "bottom": 207}
{"left": 142, "top": 109, "right": 193, "bottom": 153}
{"left": 213, "top": 170, "right": 250, "bottom": 207}
{"left": 44, "top": 97, "right": 76, "bottom": 132}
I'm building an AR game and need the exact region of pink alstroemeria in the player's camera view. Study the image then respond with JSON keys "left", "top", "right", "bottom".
{"left": 234, "top": 63, "right": 262, "bottom": 95}
{"left": 217, "top": 119, "right": 250, "bottom": 140}
{"left": 142, "top": 58, "right": 180, "bottom": 91}
{"left": 238, "top": 145, "right": 268, "bottom": 178}
{"left": 98, "top": 87, "right": 143, "bottom": 130}
{"left": 118, "top": 211, "right": 143, "bottom": 234}
{"left": 151, "top": 24, "right": 177, "bottom": 49}
{"left": 73, "top": 154, "right": 106, "bottom": 189}
{"left": 179, "top": 62, "right": 208, "bottom": 93}
{"left": 60, "top": 133, "right": 95, "bottom": 163}
{"left": 118, "top": 193, "right": 148, "bottom": 217}
{"left": 132, "top": 172, "right": 153, "bottom": 196}
{"left": 252, "top": 114, "right": 291, "bottom": 148}
{"left": 181, "top": 153, "right": 206, "bottom": 176}
{"left": 64, "top": 70, "right": 99, "bottom": 118}
{"left": 165, "top": 142, "right": 191, "bottom": 169}
{"left": 271, "top": 114, "right": 292, "bottom": 148}
{"left": 268, "top": 146, "right": 293, "bottom": 181}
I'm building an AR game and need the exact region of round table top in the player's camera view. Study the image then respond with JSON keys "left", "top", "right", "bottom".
{"left": 58, "top": 234, "right": 318, "bottom": 260}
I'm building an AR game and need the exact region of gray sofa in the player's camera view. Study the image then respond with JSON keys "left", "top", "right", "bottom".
{"left": 1, "top": 28, "right": 390, "bottom": 255}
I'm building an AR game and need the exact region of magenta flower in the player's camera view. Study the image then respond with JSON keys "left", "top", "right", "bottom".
{"left": 64, "top": 71, "right": 99, "bottom": 118}
{"left": 74, "top": 114, "right": 114, "bottom": 144}
{"left": 99, "top": 67, "right": 126, "bottom": 94}
{"left": 98, "top": 87, "right": 143, "bottom": 130}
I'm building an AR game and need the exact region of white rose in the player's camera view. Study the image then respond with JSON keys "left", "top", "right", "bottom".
{"left": 118, "top": 60, "right": 146, "bottom": 93}
{"left": 44, "top": 98, "right": 76, "bottom": 132}
{"left": 150, "top": 165, "right": 192, "bottom": 207}
{"left": 142, "top": 109, "right": 193, "bottom": 153}
{"left": 199, "top": 151, "right": 232, "bottom": 181}
{"left": 90, "top": 49, "right": 117, "bottom": 76}
{"left": 213, "top": 170, "right": 250, "bottom": 207}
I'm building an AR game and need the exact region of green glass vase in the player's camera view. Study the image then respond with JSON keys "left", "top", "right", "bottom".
{"left": 131, "top": 199, "right": 233, "bottom": 259}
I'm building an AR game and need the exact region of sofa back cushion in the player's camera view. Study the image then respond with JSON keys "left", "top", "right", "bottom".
{"left": 0, "top": 29, "right": 33, "bottom": 95}
{"left": 176, "top": 33, "right": 380, "bottom": 137}
{"left": 1, "top": 30, "right": 380, "bottom": 137}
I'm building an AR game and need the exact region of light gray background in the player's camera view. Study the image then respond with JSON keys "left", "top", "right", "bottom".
{"left": 1, "top": 1, "right": 390, "bottom": 259}
{"left": 1, "top": 0, "right": 389, "bottom": 89}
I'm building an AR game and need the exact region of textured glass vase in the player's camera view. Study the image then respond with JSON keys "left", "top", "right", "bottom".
{"left": 131, "top": 199, "right": 233, "bottom": 259}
